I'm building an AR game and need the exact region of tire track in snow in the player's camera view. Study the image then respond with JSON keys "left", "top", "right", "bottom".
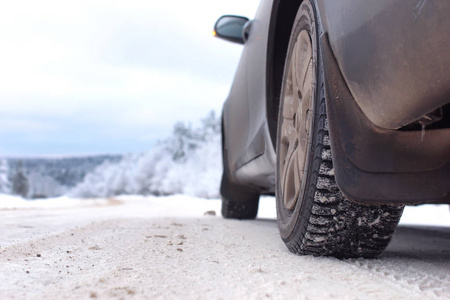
{"left": 342, "top": 225, "right": 450, "bottom": 299}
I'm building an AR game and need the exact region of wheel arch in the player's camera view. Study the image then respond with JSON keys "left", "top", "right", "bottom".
{"left": 266, "top": 0, "right": 304, "bottom": 149}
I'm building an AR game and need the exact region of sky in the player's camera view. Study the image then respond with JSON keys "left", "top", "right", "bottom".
{"left": 0, "top": 0, "right": 260, "bottom": 157}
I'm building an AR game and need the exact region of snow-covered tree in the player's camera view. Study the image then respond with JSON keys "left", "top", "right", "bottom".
{"left": 0, "top": 159, "right": 10, "bottom": 194}
{"left": 71, "top": 111, "right": 222, "bottom": 198}
{"left": 27, "top": 171, "right": 66, "bottom": 199}
{"left": 12, "top": 161, "right": 29, "bottom": 198}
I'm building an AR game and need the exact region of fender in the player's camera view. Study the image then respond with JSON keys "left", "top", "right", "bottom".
{"left": 321, "top": 33, "right": 450, "bottom": 205}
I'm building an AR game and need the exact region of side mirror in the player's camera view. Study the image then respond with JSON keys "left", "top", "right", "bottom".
{"left": 213, "top": 15, "right": 249, "bottom": 44}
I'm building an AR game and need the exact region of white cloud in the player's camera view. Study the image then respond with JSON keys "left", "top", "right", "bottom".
{"left": 0, "top": 0, "right": 260, "bottom": 156}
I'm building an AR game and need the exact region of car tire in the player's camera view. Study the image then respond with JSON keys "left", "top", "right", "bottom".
{"left": 275, "top": 0, "right": 404, "bottom": 258}
{"left": 220, "top": 175, "right": 259, "bottom": 219}
{"left": 221, "top": 117, "right": 259, "bottom": 219}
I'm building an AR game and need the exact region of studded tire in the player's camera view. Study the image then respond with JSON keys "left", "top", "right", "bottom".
{"left": 275, "top": 0, "right": 404, "bottom": 258}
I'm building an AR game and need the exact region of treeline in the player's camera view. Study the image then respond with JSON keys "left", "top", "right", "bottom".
{"left": 1, "top": 111, "right": 222, "bottom": 199}
{"left": 71, "top": 111, "right": 222, "bottom": 199}
{"left": 1, "top": 156, "right": 122, "bottom": 199}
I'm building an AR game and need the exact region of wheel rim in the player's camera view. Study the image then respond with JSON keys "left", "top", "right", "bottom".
{"left": 279, "top": 30, "right": 314, "bottom": 210}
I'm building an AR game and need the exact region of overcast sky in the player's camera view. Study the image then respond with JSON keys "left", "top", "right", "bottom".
{"left": 0, "top": 0, "right": 260, "bottom": 157}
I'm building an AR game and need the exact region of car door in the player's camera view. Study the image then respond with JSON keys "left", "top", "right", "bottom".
{"left": 224, "top": 0, "right": 274, "bottom": 179}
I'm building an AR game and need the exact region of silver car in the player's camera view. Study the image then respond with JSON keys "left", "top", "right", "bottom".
{"left": 214, "top": 0, "right": 450, "bottom": 258}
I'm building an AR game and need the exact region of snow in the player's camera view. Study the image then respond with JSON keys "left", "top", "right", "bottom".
{"left": 1, "top": 194, "right": 448, "bottom": 226}
{"left": 0, "top": 195, "right": 449, "bottom": 299}
{"left": 0, "top": 194, "right": 108, "bottom": 209}
{"left": 399, "top": 204, "right": 450, "bottom": 227}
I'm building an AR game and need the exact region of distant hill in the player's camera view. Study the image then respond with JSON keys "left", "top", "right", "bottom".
{"left": 8, "top": 155, "right": 122, "bottom": 187}
{"left": 6, "top": 155, "right": 122, "bottom": 198}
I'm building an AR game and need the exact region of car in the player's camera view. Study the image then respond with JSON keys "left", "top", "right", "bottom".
{"left": 213, "top": 0, "right": 450, "bottom": 258}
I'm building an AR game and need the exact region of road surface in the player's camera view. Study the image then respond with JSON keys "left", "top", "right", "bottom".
{"left": 1, "top": 196, "right": 449, "bottom": 299}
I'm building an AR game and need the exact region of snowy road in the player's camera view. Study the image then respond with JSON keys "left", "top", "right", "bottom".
{"left": 1, "top": 196, "right": 449, "bottom": 299}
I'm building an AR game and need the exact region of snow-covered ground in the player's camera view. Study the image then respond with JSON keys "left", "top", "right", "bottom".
{"left": 1, "top": 195, "right": 449, "bottom": 299}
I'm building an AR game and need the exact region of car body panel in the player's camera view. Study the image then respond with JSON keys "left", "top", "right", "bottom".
{"left": 321, "top": 33, "right": 450, "bottom": 204}
{"left": 319, "top": 0, "right": 450, "bottom": 129}
{"left": 222, "top": 0, "right": 275, "bottom": 189}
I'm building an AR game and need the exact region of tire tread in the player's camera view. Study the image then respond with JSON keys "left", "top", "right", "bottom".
{"left": 285, "top": 92, "right": 404, "bottom": 258}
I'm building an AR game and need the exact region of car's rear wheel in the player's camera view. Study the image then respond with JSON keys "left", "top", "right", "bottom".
{"left": 220, "top": 117, "right": 259, "bottom": 219}
{"left": 276, "top": 0, "right": 404, "bottom": 258}
{"left": 220, "top": 174, "right": 259, "bottom": 220}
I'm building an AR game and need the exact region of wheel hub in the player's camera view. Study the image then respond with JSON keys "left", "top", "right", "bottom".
{"left": 279, "top": 30, "right": 314, "bottom": 210}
